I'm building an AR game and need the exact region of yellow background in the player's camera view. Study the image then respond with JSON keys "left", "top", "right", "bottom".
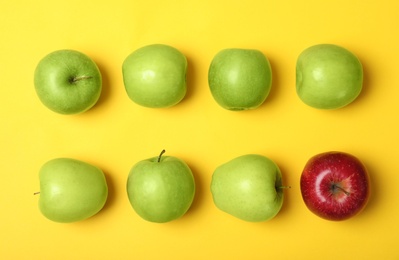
{"left": 1, "top": 0, "right": 398, "bottom": 259}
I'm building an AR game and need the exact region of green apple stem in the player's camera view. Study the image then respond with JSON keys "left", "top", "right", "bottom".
{"left": 33, "top": 192, "right": 40, "bottom": 195}
{"left": 158, "top": 149, "right": 166, "bottom": 163}
{"left": 69, "top": 75, "right": 93, "bottom": 83}
{"left": 332, "top": 184, "right": 350, "bottom": 196}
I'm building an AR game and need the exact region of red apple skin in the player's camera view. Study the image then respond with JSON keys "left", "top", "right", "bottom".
{"left": 300, "top": 152, "right": 370, "bottom": 221}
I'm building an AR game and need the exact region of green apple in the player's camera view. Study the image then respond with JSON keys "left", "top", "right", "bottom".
{"left": 34, "top": 49, "right": 102, "bottom": 114}
{"left": 211, "top": 154, "right": 287, "bottom": 222}
{"left": 37, "top": 158, "right": 108, "bottom": 223}
{"left": 122, "top": 44, "right": 187, "bottom": 108}
{"left": 296, "top": 44, "right": 363, "bottom": 109}
{"left": 208, "top": 48, "right": 272, "bottom": 111}
{"left": 126, "top": 150, "right": 195, "bottom": 223}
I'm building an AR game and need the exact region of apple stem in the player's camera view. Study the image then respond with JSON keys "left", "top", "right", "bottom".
{"left": 332, "top": 184, "right": 350, "bottom": 196}
{"left": 33, "top": 192, "right": 40, "bottom": 195}
{"left": 70, "top": 75, "right": 92, "bottom": 83}
{"left": 158, "top": 149, "right": 166, "bottom": 163}
{"left": 278, "top": 186, "right": 291, "bottom": 189}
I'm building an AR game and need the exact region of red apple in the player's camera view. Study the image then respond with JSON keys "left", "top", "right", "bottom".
{"left": 300, "top": 151, "right": 370, "bottom": 221}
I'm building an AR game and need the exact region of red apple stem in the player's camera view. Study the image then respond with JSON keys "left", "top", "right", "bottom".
{"left": 158, "top": 149, "right": 166, "bottom": 163}
{"left": 70, "top": 75, "right": 93, "bottom": 83}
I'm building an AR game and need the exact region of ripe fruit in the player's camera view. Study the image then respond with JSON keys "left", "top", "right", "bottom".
{"left": 126, "top": 150, "right": 195, "bottom": 223}
{"left": 122, "top": 44, "right": 187, "bottom": 108}
{"left": 37, "top": 158, "right": 108, "bottom": 223}
{"left": 300, "top": 151, "right": 370, "bottom": 221}
{"left": 34, "top": 49, "right": 102, "bottom": 114}
{"left": 208, "top": 48, "right": 272, "bottom": 111}
{"left": 211, "top": 154, "right": 287, "bottom": 222}
{"left": 296, "top": 44, "right": 363, "bottom": 109}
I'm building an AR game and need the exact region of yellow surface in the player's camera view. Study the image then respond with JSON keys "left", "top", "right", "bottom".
{"left": 1, "top": 1, "right": 398, "bottom": 259}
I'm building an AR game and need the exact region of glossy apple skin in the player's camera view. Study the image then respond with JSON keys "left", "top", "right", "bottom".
{"left": 34, "top": 50, "right": 102, "bottom": 114}
{"left": 300, "top": 152, "right": 370, "bottom": 221}
{"left": 126, "top": 152, "right": 195, "bottom": 223}
{"left": 296, "top": 44, "right": 363, "bottom": 109}
{"left": 38, "top": 158, "right": 108, "bottom": 223}
{"left": 208, "top": 48, "right": 272, "bottom": 111}
{"left": 211, "top": 154, "right": 284, "bottom": 222}
{"left": 122, "top": 44, "right": 187, "bottom": 108}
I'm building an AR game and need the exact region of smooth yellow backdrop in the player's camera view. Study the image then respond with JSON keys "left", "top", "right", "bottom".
{"left": 1, "top": 0, "right": 398, "bottom": 259}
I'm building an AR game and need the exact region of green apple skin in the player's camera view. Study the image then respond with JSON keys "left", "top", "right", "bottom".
{"left": 34, "top": 50, "right": 102, "bottom": 115}
{"left": 126, "top": 151, "right": 195, "bottom": 223}
{"left": 211, "top": 154, "right": 284, "bottom": 222}
{"left": 296, "top": 44, "right": 363, "bottom": 109}
{"left": 208, "top": 48, "right": 272, "bottom": 111}
{"left": 38, "top": 158, "right": 108, "bottom": 223}
{"left": 122, "top": 44, "right": 187, "bottom": 108}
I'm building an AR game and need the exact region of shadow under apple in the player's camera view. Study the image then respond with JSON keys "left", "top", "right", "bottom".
{"left": 258, "top": 56, "right": 283, "bottom": 110}
{"left": 84, "top": 59, "right": 113, "bottom": 114}
{"left": 179, "top": 160, "right": 206, "bottom": 221}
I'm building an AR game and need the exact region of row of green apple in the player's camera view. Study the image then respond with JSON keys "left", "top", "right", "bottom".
{"left": 34, "top": 43, "right": 363, "bottom": 114}
{"left": 36, "top": 150, "right": 370, "bottom": 223}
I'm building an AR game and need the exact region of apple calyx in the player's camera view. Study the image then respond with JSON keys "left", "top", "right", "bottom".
{"left": 69, "top": 75, "right": 93, "bottom": 84}
{"left": 158, "top": 149, "right": 166, "bottom": 163}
